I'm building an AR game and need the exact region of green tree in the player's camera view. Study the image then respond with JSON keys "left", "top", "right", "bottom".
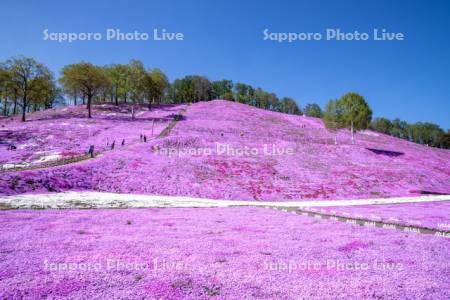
{"left": 410, "top": 122, "right": 444, "bottom": 146}
{"left": 337, "top": 92, "right": 372, "bottom": 144}
{"left": 169, "top": 75, "right": 211, "bottom": 103}
{"left": 128, "top": 60, "right": 147, "bottom": 118}
{"left": 267, "top": 93, "right": 279, "bottom": 111}
{"left": 390, "top": 118, "right": 410, "bottom": 139}
{"left": 6, "top": 56, "right": 53, "bottom": 121}
{"left": 172, "top": 77, "right": 192, "bottom": 103}
{"left": 434, "top": 130, "right": 450, "bottom": 149}
{"left": 104, "top": 64, "right": 130, "bottom": 105}
{"left": 370, "top": 117, "right": 393, "bottom": 134}
{"left": 0, "top": 64, "right": 12, "bottom": 115}
{"left": 211, "top": 80, "right": 233, "bottom": 100}
{"left": 148, "top": 68, "right": 168, "bottom": 106}
{"left": 323, "top": 99, "right": 343, "bottom": 144}
{"left": 169, "top": 77, "right": 194, "bottom": 103}
{"left": 279, "top": 97, "right": 301, "bottom": 115}
{"left": 303, "top": 103, "right": 323, "bottom": 118}
{"left": 142, "top": 70, "right": 155, "bottom": 109}
{"left": 235, "top": 83, "right": 255, "bottom": 104}
{"left": 1, "top": 66, "right": 21, "bottom": 115}
{"left": 254, "top": 88, "right": 270, "bottom": 109}
{"left": 191, "top": 76, "right": 212, "bottom": 102}
{"left": 28, "top": 75, "right": 59, "bottom": 110}
{"left": 60, "top": 62, "right": 109, "bottom": 118}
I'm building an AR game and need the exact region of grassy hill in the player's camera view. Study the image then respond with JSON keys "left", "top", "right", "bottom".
{"left": 0, "top": 100, "right": 449, "bottom": 199}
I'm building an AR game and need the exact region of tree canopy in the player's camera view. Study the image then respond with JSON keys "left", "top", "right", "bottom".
{"left": 0, "top": 55, "right": 447, "bottom": 149}
{"left": 370, "top": 117, "right": 392, "bottom": 134}
{"left": 59, "top": 62, "right": 109, "bottom": 118}
{"left": 5, "top": 56, "right": 55, "bottom": 121}
{"left": 303, "top": 103, "right": 323, "bottom": 118}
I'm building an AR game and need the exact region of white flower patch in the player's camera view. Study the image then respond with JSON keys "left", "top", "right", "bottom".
{"left": 0, "top": 162, "right": 31, "bottom": 170}
{"left": 360, "top": 130, "right": 379, "bottom": 137}
{"left": 0, "top": 192, "right": 448, "bottom": 209}
{"left": 33, "top": 152, "right": 62, "bottom": 164}
{"left": 17, "top": 143, "right": 35, "bottom": 150}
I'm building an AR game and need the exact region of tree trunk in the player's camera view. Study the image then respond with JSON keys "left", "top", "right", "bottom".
{"left": 115, "top": 86, "right": 118, "bottom": 106}
{"left": 351, "top": 120, "right": 355, "bottom": 144}
{"left": 13, "top": 95, "right": 17, "bottom": 115}
{"left": 22, "top": 102, "right": 26, "bottom": 121}
{"left": 131, "top": 104, "right": 135, "bottom": 119}
{"left": 113, "top": 86, "right": 119, "bottom": 106}
{"left": 82, "top": 94, "right": 86, "bottom": 105}
{"left": 74, "top": 94, "right": 77, "bottom": 106}
{"left": 21, "top": 91, "right": 27, "bottom": 122}
{"left": 2, "top": 96, "right": 7, "bottom": 116}
{"left": 87, "top": 94, "right": 92, "bottom": 118}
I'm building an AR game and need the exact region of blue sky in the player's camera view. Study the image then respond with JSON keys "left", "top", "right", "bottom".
{"left": 1, "top": 0, "right": 449, "bottom": 129}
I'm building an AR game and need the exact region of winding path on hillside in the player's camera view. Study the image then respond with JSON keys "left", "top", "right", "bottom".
{"left": 0, "top": 107, "right": 188, "bottom": 173}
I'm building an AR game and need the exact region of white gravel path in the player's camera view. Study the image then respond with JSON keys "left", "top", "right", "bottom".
{"left": 0, "top": 191, "right": 449, "bottom": 209}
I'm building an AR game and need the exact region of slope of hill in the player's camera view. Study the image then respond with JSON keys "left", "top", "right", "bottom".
{"left": 0, "top": 103, "right": 185, "bottom": 167}
{"left": 0, "top": 100, "right": 449, "bottom": 200}
{"left": 1, "top": 207, "right": 449, "bottom": 299}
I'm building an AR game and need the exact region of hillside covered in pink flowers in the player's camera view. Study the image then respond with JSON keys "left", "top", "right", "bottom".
{"left": 0, "top": 100, "right": 449, "bottom": 200}
{"left": 1, "top": 207, "right": 449, "bottom": 299}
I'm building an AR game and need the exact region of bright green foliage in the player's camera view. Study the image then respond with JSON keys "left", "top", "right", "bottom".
{"left": 370, "top": 117, "right": 448, "bottom": 149}
{"left": 169, "top": 75, "right": 212, "bottom": 103}
{"left": 60, "top": 62, "right": 109, "bottom": 118}
{"left": 148, "top": 69, "right": 169, "bottom": 105}
{"left": 410, "top": 122, "right": 444, "bottom": 146}
{"left": 6, "top": 56, "right": 54, "bottom": 121}
{"left": 2, "top": 54, "right": 447, "bottom": 149}
{"left": 279, "top": 97, "right": 301, "bottom": 115}
{"left": 234, "top": 83, "right": 254, "bottom": 104}
{"left": 104, "top": 64, "right": 131, "bottom": 105}
{"left": 337, "top": 92, "right": 372, "bottom": 132}
{"left": 0, "top": 65, "right": 12, "bottom": 114}
{"left": 28, "top": 75, "right": 59, "bottom": 109}
{"left": 434, "top": 130, "right": 450, "bottom": 148}
{"left": 323, "top": 99, "right": 342, "bottom": 130}
{"left": 211, "top": 80, "right": 233, "bottom": 100}
{"left": 390, "top": 118, "right": 410, "bottom": 139}
{"left": 303, "top": 103, "right": 323, "bottom": 118}
{"left": 370, "top": 117, "right": 393, "bottom": 134}
{"left": 322, "top": 93, "right": 372, "bottom": 144}
{"left": 127, "top": 60, "right": 146, "bottom": 104}
{"left": 323, "top": 99, "right": 343, "bottom": 144}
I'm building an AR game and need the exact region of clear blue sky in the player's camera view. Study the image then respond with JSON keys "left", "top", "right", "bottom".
{"left": 1, "top": 0, "right": 449, "bottom": 129}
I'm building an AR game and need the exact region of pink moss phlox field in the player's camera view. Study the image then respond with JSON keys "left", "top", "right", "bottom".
{"left": 316, "top": 201, "right": 450, "bottom": 230}
{"left": 0, "top": 207, "right": 449, "bottom": 299}
{"left": 0, "top": 103, "right": 184, "bottom": 165}
{"left": 1, "top": 100, "right": 449, "bottom": 199}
